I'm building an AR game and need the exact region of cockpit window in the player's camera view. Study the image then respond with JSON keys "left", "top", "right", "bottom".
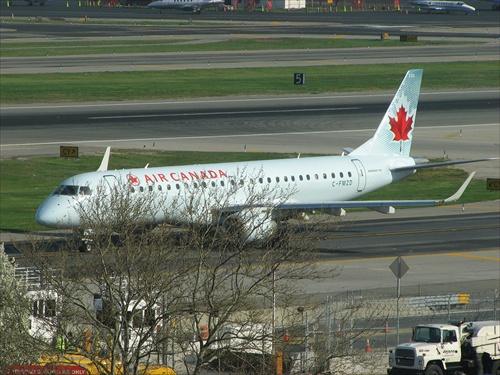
{"left": 53, "top": 185, "right": 91, "bottom": 196}
{"left": 79, "top": 186, "right": 92, "bottom": 195}
{"left": 53, "top": 185, "right": 79, "bottom": 196}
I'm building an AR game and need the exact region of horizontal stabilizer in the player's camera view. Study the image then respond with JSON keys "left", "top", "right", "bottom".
{"left": 391, "top": 158, "right": 497, "bottom": 172}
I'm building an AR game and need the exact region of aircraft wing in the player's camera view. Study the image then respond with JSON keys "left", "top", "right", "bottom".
{"left": 280, "top": 172, "right": 475, "bottom": 212}
{"left": 220, "top": 172, "right": 475, "bottom": 215}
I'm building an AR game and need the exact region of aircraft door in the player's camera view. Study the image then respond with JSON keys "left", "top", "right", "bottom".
{"left": 351, "top": 159, "right": 367, "bottom": 192}
{"left": 103, "top": 175, "right": 118, "bottom": 195}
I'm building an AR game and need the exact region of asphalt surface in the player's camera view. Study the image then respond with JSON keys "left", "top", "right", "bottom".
{"left": 2, "top": 91, "right": 499, "bottom": 178}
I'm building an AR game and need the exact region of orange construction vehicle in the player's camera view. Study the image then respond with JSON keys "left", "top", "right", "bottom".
{"left": 7, "top": 352, "right": 176, "bottom": 375}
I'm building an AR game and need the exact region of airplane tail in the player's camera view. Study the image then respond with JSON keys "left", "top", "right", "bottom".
{"left": 350, "top": 69, "right": 423, "bottom": 157}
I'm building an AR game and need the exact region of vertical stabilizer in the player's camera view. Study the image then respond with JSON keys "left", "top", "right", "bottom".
{"left": 351, "top": 69, "right": 423, "bottom": 157}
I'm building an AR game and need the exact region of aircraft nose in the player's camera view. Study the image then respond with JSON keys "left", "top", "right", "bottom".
{"left": 36, "top": 197, "right": 79, "bottom": 228}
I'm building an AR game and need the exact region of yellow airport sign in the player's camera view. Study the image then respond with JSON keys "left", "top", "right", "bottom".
{"left": 60, "top": 146, "right": 79, "bottom": 158}
{"left": 486, "top": 178, "right": 499, "bottom": 191}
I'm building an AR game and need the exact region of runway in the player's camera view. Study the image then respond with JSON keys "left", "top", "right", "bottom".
{"left": 1, "top": 5, "right": 498, "bottom": 303}
{"left": 2, "top": 90, "right": 499, "bottom": 177}
{"left": 2, "top": 43, "right": 499, "bottom": 74}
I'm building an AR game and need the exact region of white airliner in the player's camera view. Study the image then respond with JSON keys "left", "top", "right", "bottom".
{"left": 147, "top": 0, "right": 224, "bottom": 13}
{"left": 411, "top": 0, "right": 476, "bottom": 13}
{"left": 36, "top": 70, "right": 492, "bottom": 243}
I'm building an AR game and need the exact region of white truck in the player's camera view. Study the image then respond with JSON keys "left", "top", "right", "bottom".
{"left": 388, "top": 321, "right": 500, "bottom": 375}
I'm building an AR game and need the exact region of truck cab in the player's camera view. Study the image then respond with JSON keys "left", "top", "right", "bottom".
{"left": 388, "top": 324, "right": 462, "bottom": 374}
{"left": 388, "top": 321, "right": 500, "bottom": 375}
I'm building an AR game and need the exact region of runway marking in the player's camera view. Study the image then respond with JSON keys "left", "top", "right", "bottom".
{"left": 2, "top": 123, "right": 499, "bottom": 148}
{"left": 88, "top": 107, "right": 360, "bottom": 120}
{"left": 446, "top": 252, "right": 499, "bottom": 261}
{"left": 312, "top": 249, "right": 500, "bottom": 265}
{"left": 0, "top": 90, "right": 498, "bottom": 111}
{"left": 324, "top": 224, "right": 499, "bottom": 240}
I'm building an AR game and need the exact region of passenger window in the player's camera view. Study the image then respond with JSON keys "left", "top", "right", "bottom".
{"left": 291, "top": 176, "right": 295, "bottom": 182}
{"left": 130, "top": 187, "right": 135, "bottom": 193}
{"left": 306, "top": 175, "right": 310, "bottom": 181}
{"left": 140, "top": 187, "right": 144, "bottom": 192}
{"left": 176, "top": 184, "right": 180, "bottom": 190}
{"left": 323, "top": 173, "right": 327, "bottom": 179}
{"left": 220, "top": 181, "right": 225, "bottom": 187}
{"left": 158, "top": 185, "right": 162, "bottom": 191}
{"left": 331, "top": 173, "right": 335, "bottom": 178}
{"left": 167, "top": 184, "right": 171, "bottom": 191}
{"left": 211, "top": 181, "right": 216, "bottom": 187}
{"left": 148, "top": 186, "right": 153, "bottom": 192}
{"left": 348, "top": 172, "right": 352, "bottom": 177}
{"left": 202, "top": 182, "right": 207, "bottom": 188}
{"left": 299, "top": 175, "right": 303, "bottom": 181}
{"left": 340, "top": 172, "right": 344, "bottom": 178}
{"left": 276, "top": 177, "right": 280, "bottom": 183}
{"left": 284, "top": 176, "right": 288, "bottom": 182}
{"left": 267, "top": 177, "right": 272, "bottom": 183}
{"left": 259, "top": 177, "right": 263, "bottom": 184}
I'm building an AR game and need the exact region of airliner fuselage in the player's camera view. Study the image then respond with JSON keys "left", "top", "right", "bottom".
{"left": 35, "top": 155, "right": 413, "bottom": 229}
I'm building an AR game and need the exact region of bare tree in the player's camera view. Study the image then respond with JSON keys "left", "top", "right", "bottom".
{"left": 0, "top": 246, "right": 42, "bottom": 370}
{"left": 22, "top": 168, "right": 353, "bottom": 375}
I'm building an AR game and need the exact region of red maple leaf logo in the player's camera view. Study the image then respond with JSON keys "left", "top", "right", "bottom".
{"left": 389, "top": 105, "right": 413, "bottom": 141}
{"left": 127, "top": 174, "right": 140, "bottom": 186}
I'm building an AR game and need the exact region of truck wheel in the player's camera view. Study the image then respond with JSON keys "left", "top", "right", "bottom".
{"left": 491, "top": 361, "right": 500, "bottom": 375}
{"left": 425, "top": 364, "right": 443, "bottom": 375}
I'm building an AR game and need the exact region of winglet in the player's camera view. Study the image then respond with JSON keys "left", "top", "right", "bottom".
{"left": 97, "top": 147, "right": 111, "bottom": 171}
{"left": 441, "top": 172, "right": 476, "bottom": 203}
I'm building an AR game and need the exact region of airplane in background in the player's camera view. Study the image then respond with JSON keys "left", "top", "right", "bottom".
{"left": 147, "top": 0, "right": 224, "bottom": 13}
{"left": 25, "top": 0, "right": 52, "bottom": 5}
{"left": 482, "top": 0, "right": 500, "bottom": 10}
{"left": 36, "top": 69, "right": 495, "bottom": 244}
{"left": 410, "top": 0, "right": 476, "bottom": 13}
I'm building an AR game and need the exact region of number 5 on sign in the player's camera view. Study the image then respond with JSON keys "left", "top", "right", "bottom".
{"left": 294, "top": 73, "right": 306, "bottom": 85}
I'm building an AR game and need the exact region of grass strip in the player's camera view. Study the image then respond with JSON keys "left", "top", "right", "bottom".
{"left": 0, "top": 38, "right": 461, "bottom": 57}
{"left": 1, "top": 62, "right": 498, "bottom": 104}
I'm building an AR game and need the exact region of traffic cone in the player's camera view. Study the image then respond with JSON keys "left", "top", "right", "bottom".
{"left": 384, "top": 321, "right": 389, "bottom": 333}
{"left": 365, "top": 338, "right": 372, "bottom": 352}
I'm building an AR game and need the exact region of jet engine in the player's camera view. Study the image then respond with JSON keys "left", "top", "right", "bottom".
{"left": 222, "top": 208, "right": 277, "bottom": 243}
